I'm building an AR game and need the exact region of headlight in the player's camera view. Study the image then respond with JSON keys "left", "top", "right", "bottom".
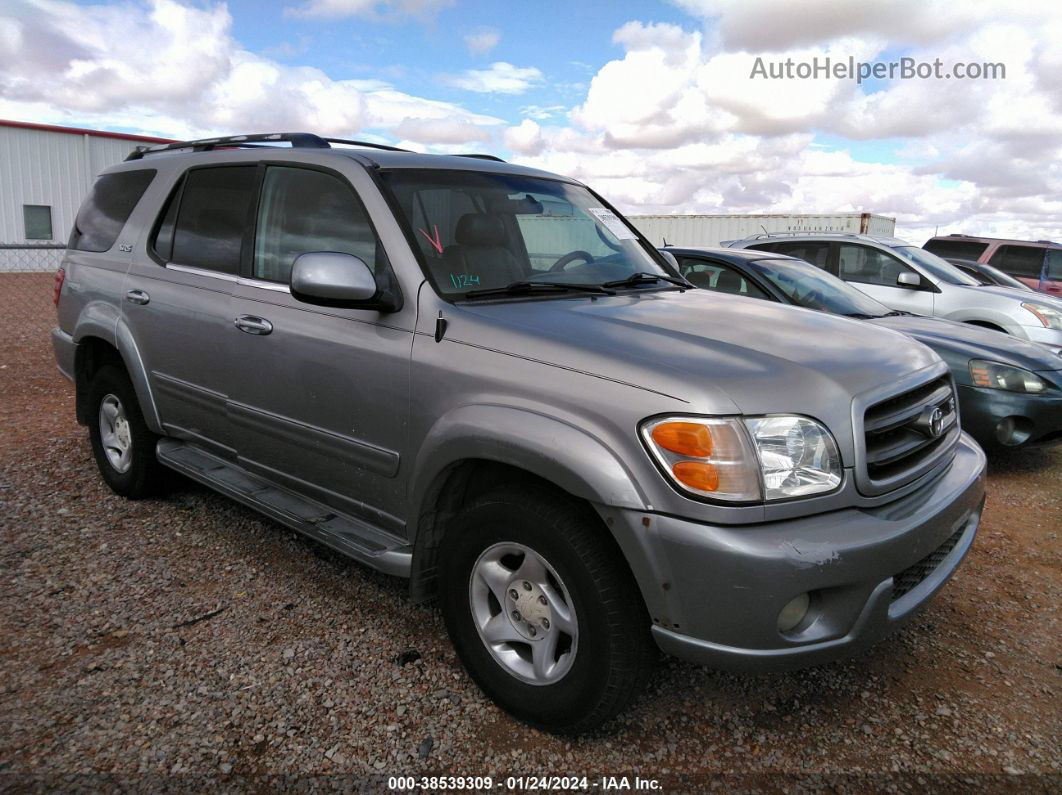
{"left": 1021, "top": 302, "right": 1062, "bottom": 330}
{"left": 969, "top": 360, "right": 1047, "bottom": 393}
{"left": 745, "top": 416, "right": 843, "bottom": 500}
{"left": 641, "top": 415, "right": 841, "bottom": 502}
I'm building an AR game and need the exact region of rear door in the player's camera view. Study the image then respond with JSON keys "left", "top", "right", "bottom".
{"left": 834, "top": 243, "right": 936, "bottom": 315}
{"left": 122, "top": 165, "right": 257, "bottom": 458}
{"left": 227, "top": 163, "right": 414, "bottom": 531}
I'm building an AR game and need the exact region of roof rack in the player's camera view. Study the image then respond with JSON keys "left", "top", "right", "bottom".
{"left": 125, "top": 132, "right": 509, "bottom": 163}
{"left": 125, "top": 132, "right": 413, "bottom": 161}
{"left": 738, "top": 231, "right": 869, "bottom": 241}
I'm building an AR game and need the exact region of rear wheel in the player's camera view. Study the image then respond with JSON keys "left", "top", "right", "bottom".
{"left": 439, "top": 484, "right": 655, "bottom": 733}
{"left": 87, "top": 365, "right": 166, "bottom": 498}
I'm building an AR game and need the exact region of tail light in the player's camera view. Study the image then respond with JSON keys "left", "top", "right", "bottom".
{"left": 53, "top": 267, "right": 66, "bottom": 306}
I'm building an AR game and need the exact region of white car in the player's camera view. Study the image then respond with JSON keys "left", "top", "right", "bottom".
{"left": 726, "top": 233, "right": 1062, "bottom": 347}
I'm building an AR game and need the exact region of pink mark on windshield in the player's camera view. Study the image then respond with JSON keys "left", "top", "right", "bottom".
{"left": 418, "top": 224, "right": 443, "bottom": 254}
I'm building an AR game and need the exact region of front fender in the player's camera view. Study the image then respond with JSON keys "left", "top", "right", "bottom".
{"left": 939, "top": 308, "right": 1021, "bottom": 335}
{"left": 411, "top": 404, "right": 650, "bottom": 513}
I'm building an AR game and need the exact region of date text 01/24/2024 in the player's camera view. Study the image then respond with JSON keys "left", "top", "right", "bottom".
{"left": 387, "top": 776, "right": 662, "bottom": 790}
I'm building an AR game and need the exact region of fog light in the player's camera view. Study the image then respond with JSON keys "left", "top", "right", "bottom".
{"left": 777, "top": 593, "right": 810, "bottom": 633}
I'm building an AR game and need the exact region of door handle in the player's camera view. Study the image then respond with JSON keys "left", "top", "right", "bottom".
{"left": 234, "top": 315, "right": 273, "bottom": 335}
{"left": 125, "top": 289, "right": 150, "bottom": 305}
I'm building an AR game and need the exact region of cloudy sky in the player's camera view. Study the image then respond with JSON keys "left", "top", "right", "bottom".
{"left": 2, "top": 0, "right": 1060, "bottom": 243}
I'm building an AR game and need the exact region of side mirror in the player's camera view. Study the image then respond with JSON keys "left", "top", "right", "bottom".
{"left": 897, "top": 271, "right": 921, "bottom": 288}
{"left": 290, "top": 252, "right": 401, "bottom": 311}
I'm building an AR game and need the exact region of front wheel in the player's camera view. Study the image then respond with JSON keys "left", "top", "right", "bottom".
{"left": 439, "top": 485, "right": 655, "bottom": 733}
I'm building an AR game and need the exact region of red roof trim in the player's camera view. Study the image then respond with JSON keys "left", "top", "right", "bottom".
{"left": 0, "top": 119, "right": 176, "bottom": 144}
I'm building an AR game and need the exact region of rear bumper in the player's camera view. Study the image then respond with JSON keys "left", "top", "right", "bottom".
{"left": 619, "top": 435, "right": 986, "bottom": 672}
{"left": 51, "top": 328, "right": 76, "bottom": 382}
{"left": 958, "top": 383, "right": 1062, "bottom": 449}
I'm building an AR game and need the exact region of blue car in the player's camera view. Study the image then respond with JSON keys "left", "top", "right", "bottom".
{"left": 666, "top": 246, "right": 1062, "bottom": 453}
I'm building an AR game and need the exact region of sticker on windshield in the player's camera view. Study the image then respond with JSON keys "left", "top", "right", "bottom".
{"left": 587, "top": 207, "right": 638, "bottom": 240}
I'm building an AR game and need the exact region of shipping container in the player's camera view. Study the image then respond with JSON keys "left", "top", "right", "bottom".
{"left": 628, "top": 213, "right": 896, "bottom": 248}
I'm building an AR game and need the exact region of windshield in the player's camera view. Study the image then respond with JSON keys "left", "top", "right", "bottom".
{"left": 893, "top": 246, "right": 982, "bottom": 286}
{"left": 748, "top": 258, "right": 892, "bottom": 317}
{"left": 378, "top": 170, "right": 667, "bottom": 297}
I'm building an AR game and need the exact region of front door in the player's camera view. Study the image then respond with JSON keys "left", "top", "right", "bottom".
{"left": 227, "top": 164, "right": 414, "bottom": 532}
{"left": 835, "top": 243, "right": 936, "bottom": 315}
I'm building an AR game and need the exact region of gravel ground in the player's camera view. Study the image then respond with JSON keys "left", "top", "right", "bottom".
{"left": 1, "top": 274, "right": 1059, "bottom": 792}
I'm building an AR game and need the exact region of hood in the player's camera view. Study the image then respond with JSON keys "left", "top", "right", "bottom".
{"left": 968, "top": 283, "right": 1062, "bottom": 308}
{"left": 451, "top": 289, "right": 941, "bottom": 416}
{"left": 867, "top": 314, "right": 1062, "bottom": 375}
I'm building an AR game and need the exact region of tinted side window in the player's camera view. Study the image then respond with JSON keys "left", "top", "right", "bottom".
{"left": 679, "top": 257, "right": 769, "bottom": 298}
{"left": 837, "top": 244, "right": 910, "bottom": 286}
{"left": 768, "top": 241, "right": 830, "bottom": 269}
{"left": 988, "top": 245, "right": 1047, "bottom": 279}
{"left": 171, "top": 167, "right": 257, "bottom": 274}
{"left": 923, "top": 239, "right": 988, "bottom": 260}
{"left": 253, "top": 167, "right": 384, "bottom": 283}
{"left": 70, "top": 170, "right": 156, "bottom": 252}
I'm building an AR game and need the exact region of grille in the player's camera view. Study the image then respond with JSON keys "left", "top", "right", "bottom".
{"left": 891, "top": 522, "right": 966, "bottom": 602}
{"left": 863, "top": 375, "right": 957, "bottom": 484}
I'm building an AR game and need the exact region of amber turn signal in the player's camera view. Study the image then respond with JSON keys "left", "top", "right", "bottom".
{"left": 672, "top": 461, "right": 719, "bottom": 492}
{"left": 651, "top": 422, "right": 714, "bottom": 458}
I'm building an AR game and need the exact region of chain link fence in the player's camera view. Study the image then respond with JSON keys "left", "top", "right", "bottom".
{"left": 0, "top": 244, "right": 65, "bottom": 339}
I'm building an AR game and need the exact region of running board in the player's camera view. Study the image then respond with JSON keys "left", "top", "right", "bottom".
{"left": 156, "top": 439, "right": 412, "bottom": 577}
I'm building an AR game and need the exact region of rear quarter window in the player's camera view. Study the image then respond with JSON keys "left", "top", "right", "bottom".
{"left": 988, "top": 245, "right": 1048, "bottom": 279}
{"left": 70, "top": 169, "right": 156, "bottom": 252}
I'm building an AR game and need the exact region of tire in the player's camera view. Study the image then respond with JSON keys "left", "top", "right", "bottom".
{"left": 439, "top": 484, "right": 655, "bottom": 733}
{"left": 87, "top": 365, "right": 166, "bottom": 498}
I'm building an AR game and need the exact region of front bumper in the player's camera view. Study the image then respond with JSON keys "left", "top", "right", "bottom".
{"left": 618, "top": 434, "right": 986, "bottom": 672}
{"left": 958, "top": 382, "right": 1062, "bottom": 449}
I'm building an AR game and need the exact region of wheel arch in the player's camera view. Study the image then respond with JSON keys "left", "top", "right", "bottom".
{"left": 408, "top": 406, "right": 651, "bottom": 604}
{"left": 72, "top": 317, "right": 162, "bottom": 433}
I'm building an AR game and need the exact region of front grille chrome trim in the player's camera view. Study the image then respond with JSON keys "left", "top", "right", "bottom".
{"left": 851, "top": 363, "right": 959, "bottom": 497}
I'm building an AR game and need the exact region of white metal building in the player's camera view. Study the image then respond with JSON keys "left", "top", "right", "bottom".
{"left": 0, "top": 119, "right": 173, "bottom": 249}
{"left": 628, "top": 213, "right": 896, "bottom": 248}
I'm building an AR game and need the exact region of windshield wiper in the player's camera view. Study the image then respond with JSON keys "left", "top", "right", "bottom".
{"left": 463, "top": 280, "right": 617, "bottom": 300}
{"left": 842, "top": 312, "right": 879, "bottom": 319}
{"left": 601, "top": 272, "right": 693, "bottom": 290}
{"left": 883, "top": 310, "right": 915, "bottom": 317}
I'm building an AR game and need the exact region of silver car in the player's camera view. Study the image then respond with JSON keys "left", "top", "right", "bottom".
{"left": 52, "top": 133, "right": 986, "bottom": 732}
{"left": 727, "top": 233, "right": 1062, "bottom": 347}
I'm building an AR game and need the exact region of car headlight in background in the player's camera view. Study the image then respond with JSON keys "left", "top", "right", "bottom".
{"left": 642, "top": 415, "right": 841, "bottom": 502}
{"left": 1021, "top": 302, "right": 1062, "bottom": 330}
{"left": 969, "top": 360, "right": 1047, "bottom": 393}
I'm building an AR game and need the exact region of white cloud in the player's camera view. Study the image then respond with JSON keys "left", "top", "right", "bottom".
{"left": 0, "top": 0, "right": 500, "bottom": 145}
{"left": 284, "top": 0, "right": 452, "bottom": 20}
{"left": 521, "top": 104, "right": 566, "bottom": 120}
{"left": 464, "top": 26, "right": 500, "bottom": 55}
{"left": 441, "top": 62, "right": 544, "bottom": 95}
{"left": 505, "top": 4, "right": 1062, "bottom": 241}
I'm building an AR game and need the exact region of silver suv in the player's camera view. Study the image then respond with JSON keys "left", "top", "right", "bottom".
{"left": 727, "top": 233, "right": 1062, "bottom": 347}
{"left": 52, "top": 133, "right": 986, "bottom": 732}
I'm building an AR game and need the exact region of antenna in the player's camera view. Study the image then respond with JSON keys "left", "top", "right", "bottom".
{"left": 760, "top": 225, "right": 770, "bottom": 237}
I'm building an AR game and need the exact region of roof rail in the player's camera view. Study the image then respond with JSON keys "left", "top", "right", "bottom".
{"left": 125, "top": 132, "right": 413, "bottom": 161}
{"left": 456, "top": 153, "right": 506, "bottom": 162}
